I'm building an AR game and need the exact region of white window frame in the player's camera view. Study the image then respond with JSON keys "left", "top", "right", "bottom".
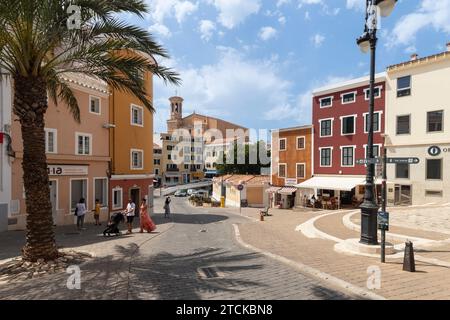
{"left": 364, "top": 86, "right": 382, "bottom": 100}
{"left": 319, "top": 118, "right": 334, "bottom": 138}
{"left": 279, "top": 138, "right": 287, "bottom": 151}
{"left": 296, "top": 136, "right": 306, "bottom": 150}
{"left": 75, "top": 132, "right": 92, "bottom": 156}
{"left": 278, "top": 163, "right": 287, "bottom": 178}
{"left": 296, "top": 163, "right": 306, "bottom": 179}
{"left": 340, "top": 114, "right": 357, "bottom": 136}
{"left": 69, "top": 178, "right": 88, "bottom": 211}
{"left": 397, "top": 75, "right": 412, "bottom": 97}
{"left": 130, "top": 104, "right": 144, "bottom": 127}
{"left": 93, "top": 177, "right": 108, "bottom": 208}
{"left": 340, "top": 145, "right": 356, "bottom": 168}
{"left": 45, "top": 128, "right": 57, "bottom": 154}
{"left": 49, "top": 179, "right": 59, "bottom": 211}
{"left": 319, "top": 96, "right": 333, "bottom": 108}
{"left": 89, "top": 95, "right": 101, "bottom": 115}
{"left": 112, "top": 187, "right": 123, "bottom": 210}
{"left": 340, "top": 91, "right": 357, "bottom": 104}
{"left": 130, "top": 149, "right": 144, "bottom": 170}
{"left": 363, "top": 144, "right": 381, "bottom": 159}
{"left": 319, "top": 147, "right": 333, "bottom": 168}
{"left": 363, "top": 111, "right": 383, "bottom": 133}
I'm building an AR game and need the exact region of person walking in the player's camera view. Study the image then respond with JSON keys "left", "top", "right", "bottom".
{"left": 75, "top": 198, "right": 87, "bottom": 231}
{"left": 123, "top": 199, "right": 136, "bottom": 234}
{"left": 139, "top": 198, "right": 156, "bottom": 233}
{"left": 164, "top": 196, "right": 171, "bottom": 219}
{"left": 92, "top": 199, "right": 101, "bottom": 226}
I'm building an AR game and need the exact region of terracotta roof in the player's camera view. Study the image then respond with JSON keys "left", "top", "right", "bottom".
{"left": 153, "top": 143, "right": 162, "bottom": 149}
{"left": 213, "top": 174, "right": 269, "bottom": 186}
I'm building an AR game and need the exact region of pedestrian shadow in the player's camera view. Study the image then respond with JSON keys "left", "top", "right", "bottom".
{"left": 151, "top": 213, "right": 228, "bottom": 226}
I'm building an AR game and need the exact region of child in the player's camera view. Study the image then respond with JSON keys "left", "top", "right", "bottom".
{"left": 93, "top": 199, "right": 101, "bottom": 226}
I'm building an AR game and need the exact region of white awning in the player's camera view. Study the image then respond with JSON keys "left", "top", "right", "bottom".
{"left": 266, "top": 186, "right": 281, "bottom": 193}
{"left": 278, "top": 187, "right": 298, "bottom": 195}
{"left": 296, "top": 176, "right": 365, "bottom": 191}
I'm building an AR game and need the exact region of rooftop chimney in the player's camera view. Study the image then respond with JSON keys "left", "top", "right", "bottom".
{"left": 410, "top": 53, "right": 419, "bottom": 61}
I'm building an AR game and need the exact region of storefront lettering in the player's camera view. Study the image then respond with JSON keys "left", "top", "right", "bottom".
{"left": 47, "top": 165, "right": 88, "bottom": 176}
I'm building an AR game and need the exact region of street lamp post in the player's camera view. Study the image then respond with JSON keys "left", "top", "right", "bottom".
{"left": 357, "top": 0, "right": 397, "bottom": 245}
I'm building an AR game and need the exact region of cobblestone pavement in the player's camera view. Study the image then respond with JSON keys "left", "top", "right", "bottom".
{"left": 388, "top": 205, "right": 450, "bottom": 235}
{"left": 0, "top": 197, "right": 355, "bottom": 300}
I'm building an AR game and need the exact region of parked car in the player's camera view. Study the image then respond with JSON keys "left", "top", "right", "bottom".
{"left": 187, "top": 189, "right": 196, "bottom": 196}
{"left": 193, "top": 189, "right": 209, "bottom": 198}
{"left": 174, "top": 189, "right": 188, "bottom": 197}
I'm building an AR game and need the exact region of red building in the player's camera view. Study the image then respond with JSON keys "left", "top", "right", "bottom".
{"left": 297, "top": 73, "right": 386, "bottom": 206}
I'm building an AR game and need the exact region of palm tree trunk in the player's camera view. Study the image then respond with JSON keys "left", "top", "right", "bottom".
{"left": 13, "top": 74, "right": 58, "bottom": 262}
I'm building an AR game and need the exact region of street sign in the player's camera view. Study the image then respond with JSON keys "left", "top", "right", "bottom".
{"left": 237, "top": 184, "right": 244, "bottom": 191}
{"left": 386, "top": 157, "right": 420, "bottom": 164}
{"left": 356, "top": 158, "right": 381, "bottom": 165}
{"left": 377, "top": 211, "right": 389, "bottom": 231}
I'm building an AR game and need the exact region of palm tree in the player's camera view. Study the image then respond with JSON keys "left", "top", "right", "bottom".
{"left": 0, "top": 0, "right": 180, "bottom": 262}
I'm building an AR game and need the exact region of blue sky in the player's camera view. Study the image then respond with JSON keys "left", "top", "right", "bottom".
{"left": 125, "top": 0, "right": 450, "bottom": 135}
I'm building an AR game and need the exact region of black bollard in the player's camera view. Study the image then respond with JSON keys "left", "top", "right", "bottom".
{"left": 403, "top": 241, "right": 416, "bottom": 272}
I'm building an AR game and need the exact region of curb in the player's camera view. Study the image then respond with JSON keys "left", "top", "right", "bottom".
{"left": 232, "top": 224, "right": 386, "bottom": 300}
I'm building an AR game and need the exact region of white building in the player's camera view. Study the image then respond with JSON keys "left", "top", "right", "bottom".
{"left": 204, "top": 137, "right": 238, "bottom": 177}
{"left": 0, "top": 70, "right": 12, "bottom": 232}
{"left": 385, "top": 44, "right": 450, "bottom": 206}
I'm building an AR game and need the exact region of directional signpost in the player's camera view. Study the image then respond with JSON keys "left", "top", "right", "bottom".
{"left": 357, "top": 156, "right": 420, "bottom": 263}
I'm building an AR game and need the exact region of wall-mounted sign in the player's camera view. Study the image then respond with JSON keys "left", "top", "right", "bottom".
{"left": 285, "top": 178, "right": 297, "bottom": 186}
{"left": 428, "top": 146, "right": 441, "bottom": 157}
{"left": 47, "top": 165, "right": 88, "bottom": 176}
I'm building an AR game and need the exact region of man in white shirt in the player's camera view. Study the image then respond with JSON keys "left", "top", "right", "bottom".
{"left": 124, "top": 199, "right": 136, "bottom": 234}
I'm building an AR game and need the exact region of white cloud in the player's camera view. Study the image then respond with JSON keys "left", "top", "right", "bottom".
{"left": 311, "top": 33, "right": 325, "bottom": 47}
{"left": 145, "top": 0, "right": 198, "bottom": 24}
{"left": 153, "top": 47, "right": 294, "bottom": 130}
{"left": 199, "top": 20, "right": 216, "bottom": 41}
{"left": 298, "top": 0, "right": 340, "bottom": 16}
{"left": 148, "top": 23, "right": 172, "bottom": 38}
{"left": 259, "top": 26, "right": 278, "bottom": 41}
{"left": 387, "top": 0, "right": 450, "bottom": 47}
{"left": 207, "top": 0, "right": 261, "bottom": 29}
{"left": 278, "top": 16, "right": 287, "bottom": 25}
{"left": 277, "top": 0, "right": 291, "bottom": 7}
{"left": 346, "top": 0, "right": 366, "bottom": 11}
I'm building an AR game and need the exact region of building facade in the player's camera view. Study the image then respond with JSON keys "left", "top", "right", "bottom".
{"left": 0, "top": 71, "right": 12, "bottom": 232}
{"left": 10, "top": 73, "right": 110, "bottom": 230}
{"left": 297, "top": 73, "right": 386, "bottom": 206}
{"left": 270, "top": 125, "right": 313, "bottom": 208}
{"left": 153, "top": 143, "right": 162, "bottom": 186}
{"left": 108, "top": 60, "right": 154, "bottom": 213}
{"left": 385, "top": 45, "right": 450, "bottom": 206}
{"left": 160, "top": 96, "right": 248, "bottom": 185}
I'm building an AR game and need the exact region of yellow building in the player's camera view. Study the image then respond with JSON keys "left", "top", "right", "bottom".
{"left": 108, "top": 53, "right": 155, "bottom": 212}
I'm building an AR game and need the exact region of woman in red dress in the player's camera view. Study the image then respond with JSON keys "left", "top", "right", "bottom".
{"left": 139, "top": 198, "right": 156, "bottom": 233}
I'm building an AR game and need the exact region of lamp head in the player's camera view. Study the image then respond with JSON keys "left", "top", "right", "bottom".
{"left": 376, "top": 0, "right": 397, "bottom": 17}
{"left": 357, "top": 32, "right": 371, "bottom": 54}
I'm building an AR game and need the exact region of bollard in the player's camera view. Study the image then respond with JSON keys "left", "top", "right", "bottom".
{"left": 403, "top": 241, "right": 416, "bottom": 272}
{"left": 260, "top": 211, "right": 264, "bottom": 221}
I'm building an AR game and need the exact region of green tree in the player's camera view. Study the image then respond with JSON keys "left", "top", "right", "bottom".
{"left": 216, "top": 141, "right": 270, "bottom": 175}
{"left": 0, "top": 0, "right": 180, "bottom": 261}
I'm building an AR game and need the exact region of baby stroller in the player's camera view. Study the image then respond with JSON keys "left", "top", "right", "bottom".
{"left": 103, "top": 212, "right": 125, "bottom": 237}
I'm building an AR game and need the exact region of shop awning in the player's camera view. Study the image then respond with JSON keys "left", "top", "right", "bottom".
{"left": 266, "top": 186, "right": 281, "bottom": 193}
{"left": 278, "top": 187, "right": 298, "bottom": 195}
{"left": 296, "top": 176, "right": 365, "bottom": 192}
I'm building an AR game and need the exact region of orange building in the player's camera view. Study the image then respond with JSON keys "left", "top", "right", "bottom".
{"left": 108, "top": 54, "right": 155, "bottom": 213}
{"left": 269, "top": 125, "right": 313, "bottom": 208}
{"left": 10, "top": 73, "right": 111, "bottom": 229}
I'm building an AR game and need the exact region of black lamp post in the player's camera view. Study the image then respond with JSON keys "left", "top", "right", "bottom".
{"left": 357, "top": 0, "right": 397, "bottom": 245}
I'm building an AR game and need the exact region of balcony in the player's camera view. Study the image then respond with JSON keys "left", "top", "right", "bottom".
{"left": 166, "top": 167, "right": 179, "bottom": 172}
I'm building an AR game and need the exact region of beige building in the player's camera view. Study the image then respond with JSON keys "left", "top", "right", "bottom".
{"left": 10, "top": 73, "right": 110, "bottom": 229}
{"left": 212, "top": 174, "right": 269, "bottom": 208}
{"left": 385, "top": 44, "right": 450, "bottom": 206}
{"left": 161, "top": 96, "right": 248, "bottom": 185}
